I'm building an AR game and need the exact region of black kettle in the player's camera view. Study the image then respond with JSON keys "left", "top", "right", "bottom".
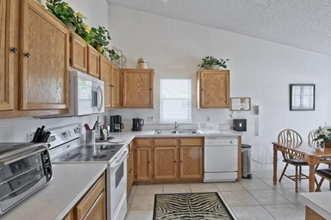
{"left": 132, "top": 118, "right": 144, "bottom": 131}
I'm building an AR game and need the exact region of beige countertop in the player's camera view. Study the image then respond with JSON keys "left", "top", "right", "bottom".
{"left": 2, "top": 163, "right": 108, "bottom": 220}
{"left": 105, "top": 129, "right": 242, "bottom": 145}
{"left": 300, "top": 192, "right": 331, "bottom": 219}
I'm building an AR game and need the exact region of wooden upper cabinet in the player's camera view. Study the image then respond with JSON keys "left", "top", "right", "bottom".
{"left": 0, "top": 0, "right": 17, "bottom": 111}
{"left": 111, "top": 64, "right": 119, "bottom": 108}
{"left": 87, "top": 45, "right": 100, "bottom": 78}
{"left": 69, "top": 32, "right": 87, "bottom": 72}
{"left": 100, "top": 56, "right": 112, "bottom": 109}
{"left": 120, "top": 69, "right": 154, "bottom": 108}
{"left": 20, "top": 0, "right": 69, "bottom": 110}
{"left": 197, "top": 69, "right": 230, "bottom": 108}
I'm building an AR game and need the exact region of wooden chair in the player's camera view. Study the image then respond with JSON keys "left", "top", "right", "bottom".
{"left": 315, "top": 169, "right": 331, "bottom": 191}
{"left": 278, "top": 129, "right": 309, "bottom": 192}
{"left": 308, "top": 129, "right": 318, "bottom": 146}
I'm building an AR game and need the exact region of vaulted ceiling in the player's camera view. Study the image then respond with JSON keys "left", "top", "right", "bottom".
{"left": 108, "top": 0, "right": 331, "bottom": 56}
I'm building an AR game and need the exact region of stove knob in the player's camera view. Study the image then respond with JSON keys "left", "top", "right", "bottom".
{"left": 230, "top": 140, "right": 234, "bottom": 144}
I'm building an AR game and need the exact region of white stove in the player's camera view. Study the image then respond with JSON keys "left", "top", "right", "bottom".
{"left": 41, "top": 124, "right": 128, "bottom": 220}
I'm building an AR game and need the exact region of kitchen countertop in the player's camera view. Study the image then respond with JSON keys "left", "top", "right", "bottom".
{"left": 2, "top": 163, "right": 108, "bottom": 220}
{"left": 105, "top": 129, "right": 242, "bottom": 144}
{"left": 1, "top": 129, "right": 241, "bottom": 220}
{"left": 300, "top": 192, "right": 331, "bottom": 219}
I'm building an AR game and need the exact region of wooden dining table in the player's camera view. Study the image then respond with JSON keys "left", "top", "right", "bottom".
{"left": 273, "top": 141, "right": 331, "bottom": 192}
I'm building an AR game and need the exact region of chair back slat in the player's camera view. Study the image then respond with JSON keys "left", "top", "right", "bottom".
{"left": 308, "top": 129, "right": 318, "bottom": 145}
{"left": 278, "top": 129, "right": 302, "bottom": 144}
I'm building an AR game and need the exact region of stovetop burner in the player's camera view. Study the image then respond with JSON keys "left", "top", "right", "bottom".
{"left": 52, "top": 144, "right": 124, "bottom": 162}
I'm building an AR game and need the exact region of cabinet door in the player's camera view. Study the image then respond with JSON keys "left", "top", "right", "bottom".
{"left": 0, "top": 0, "right": 16, "bottom": 111}
{"left": 135, "top": 147, "right": 152, "bottom": 181}
{"left": 87, "top": 45, "right": 100, "bottom": 78}
{"left": 198, "top": 70, "right": 230, "bottom": 108}
{"left": 121, "top": 69, "right": 154, "bottom": 108}
{"left": 20, "top": 0, "right": 69, "bottom": 110}
{"left": 111, "top": 64, "right": 119, "bottom": 108}
{"left": 83, "top": 191, "right": 106, "bottom": 220}
{"left": 127, "top": 149, "right": 134, "bottom": 193}
{"left": 75, "top": 174, "right": 105, "bottom": 220}
{"left": 179, "top": 146, "right": 203, "bottom": 179}
{"left": 154, "top": 146, "right": 177, "bottom": 179}
{"left": 100, "top": 56, "right": 112, "bottom": 109}
{"left": 70, "top": 32, "right": 87, "bottom": 72}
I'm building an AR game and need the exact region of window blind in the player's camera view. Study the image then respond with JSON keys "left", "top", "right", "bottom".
{"left": 160, "top": 78, "right": 192, "bottom": 123}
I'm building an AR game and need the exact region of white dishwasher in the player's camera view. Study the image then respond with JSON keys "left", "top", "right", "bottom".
{"left": 204, "top": 136, "right": 238, "bottom": 182}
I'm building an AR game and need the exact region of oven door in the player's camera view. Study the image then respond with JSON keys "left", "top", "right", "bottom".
{"left": 91, "top": 80, "right": 104, "bottom": 114}
{"left": 109, "top": 147, "right": 128, "bottom": 220}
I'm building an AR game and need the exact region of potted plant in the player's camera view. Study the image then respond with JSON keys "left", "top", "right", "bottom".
{"left": 313, "top": 126, "right": 331, "bottom": 147}
{"left": 45, "top": 0, "right": 119, "bottom": 61}
{"left": 198, "top": 56, "right": 229, "bottom": 69}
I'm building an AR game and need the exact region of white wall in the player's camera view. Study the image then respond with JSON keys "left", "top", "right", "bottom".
{"left": 107, "top": 5, "right": 331, "bottom": 170}
{"left": 0, "top": 0, "right": 109, "bottom": 142}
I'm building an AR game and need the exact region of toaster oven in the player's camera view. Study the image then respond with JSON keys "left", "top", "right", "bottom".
{"left": 0, "top": 143, "right": 52, "bottom": 215}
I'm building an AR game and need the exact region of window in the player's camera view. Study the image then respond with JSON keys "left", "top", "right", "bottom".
{"left": 160, "top": 77, "right": 192, "bottom": 123}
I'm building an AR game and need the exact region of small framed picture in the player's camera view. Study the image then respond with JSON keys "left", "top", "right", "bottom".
{"left": 290, "top": 84, "right": 315, "bottom": 111}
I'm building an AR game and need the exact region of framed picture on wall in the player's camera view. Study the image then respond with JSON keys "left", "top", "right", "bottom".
{"left": 290, "top": 84, "right": 315, "bottom": 111}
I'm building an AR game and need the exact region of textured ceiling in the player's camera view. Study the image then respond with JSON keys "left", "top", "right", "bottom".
{"left": 107, "top": 0, "right": 331, "bottom": 56}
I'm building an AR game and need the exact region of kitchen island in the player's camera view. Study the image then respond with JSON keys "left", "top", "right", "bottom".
{"left": 2, "top": 163, "right": 107, "bottom": 220}
{"left": 300, "top": 192, "right": 331, "bottom": 220}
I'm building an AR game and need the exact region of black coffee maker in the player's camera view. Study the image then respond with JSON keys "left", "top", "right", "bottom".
{"left": 110, "top": 115, "right": 124, "bottom": 132}
{"left": 132, "top": 118, "right": 144, "bottom": 131}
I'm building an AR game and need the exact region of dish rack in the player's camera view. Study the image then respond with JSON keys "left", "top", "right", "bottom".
{"left": 197, "top": 122, "right": 219, "bottom": 132}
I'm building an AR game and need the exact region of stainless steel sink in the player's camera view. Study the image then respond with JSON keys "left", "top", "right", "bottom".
{"left": 154, "top": 129, "right": 197, "bottom": 134}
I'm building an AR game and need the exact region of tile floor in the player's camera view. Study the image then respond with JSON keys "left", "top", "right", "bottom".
{"left": 125, "top": 167, "right": 331, "bottom": 220}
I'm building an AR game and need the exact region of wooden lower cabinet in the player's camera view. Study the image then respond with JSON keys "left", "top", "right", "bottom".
{"left": 133, "top": 137, "right": 203, "bottom": 183}
{"left": 127, "top": 142, "right": 134, "bottom": 193}
{"left": 180, "top": 146, "right": 203, "bottom": 179}
{"left": 154, "top": 146, "right": 177, "bottom": 179}
{"left": 63, "top": 173, "right": 106, "bottom": 220}
{"left": 134, "top": 138, "right": 153, "bottom": 181}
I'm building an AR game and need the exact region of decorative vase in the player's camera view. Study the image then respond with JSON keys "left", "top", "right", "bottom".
{"left": 65, "top": 22, "right": 76, "bottom": 31}
{"left": 205, "top": 65, "right": 221, "bottom": 70}
{"left": 324, "top": 141, "right": 331, "bottom": 148}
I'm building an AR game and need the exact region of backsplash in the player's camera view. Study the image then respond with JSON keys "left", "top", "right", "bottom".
{"left": 0, "top": 113, "right": 108, "bottom": 142}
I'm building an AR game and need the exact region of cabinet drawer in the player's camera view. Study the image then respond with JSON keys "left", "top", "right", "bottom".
{"left": 75, "top": 173, "right": 105, "bottom": 219}
{"left": 154, "top": 139, "right": 177, "bottom": 146}
{"left": 135, "top": 139, "right": 152, "bottom": 147}
{"left": 180, "top": 138, "right": 203, "bottom": 146}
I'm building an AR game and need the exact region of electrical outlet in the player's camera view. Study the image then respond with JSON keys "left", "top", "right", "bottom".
{"left": 206, "top": 116, "right": 211, "bottom": 122}
{"left": 147, "top": 116, "right": 154, "bottom": 122}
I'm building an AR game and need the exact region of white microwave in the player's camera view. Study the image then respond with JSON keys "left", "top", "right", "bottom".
{"left": 69, "top": 71, "right": 104, "bottom": 116}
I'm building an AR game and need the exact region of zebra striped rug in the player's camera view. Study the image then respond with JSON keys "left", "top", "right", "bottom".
{"left": 153, "top": 192, "right": 234, "bottom": 220}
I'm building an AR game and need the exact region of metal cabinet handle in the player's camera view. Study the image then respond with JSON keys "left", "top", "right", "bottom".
{"left": 11, "top": 47, "right": 18, "bottom": 53}
{"left": 110, "top": 84, "right": 114, "bottom": 87}
{"left": 24, "top": 52, "right": 31, "bottom": 58}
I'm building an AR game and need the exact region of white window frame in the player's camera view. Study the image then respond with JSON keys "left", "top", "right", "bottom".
{"left": 159, "top": 77, "right": 192, "bottom": 123}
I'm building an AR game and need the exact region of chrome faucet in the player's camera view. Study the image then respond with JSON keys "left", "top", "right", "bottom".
{"left": 174, "top": 122, "right": 182, "bottom": 130}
